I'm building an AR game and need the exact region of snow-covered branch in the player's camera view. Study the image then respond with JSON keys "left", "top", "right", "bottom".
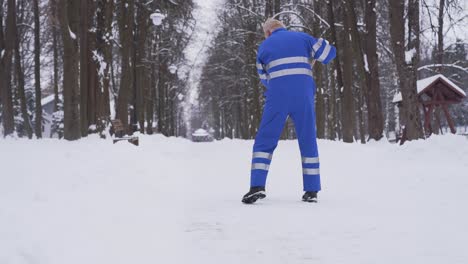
{"left": 230, "top": 4, "right": 263, "bottom": 19}
{"left": 418, "top": 64, "right": 468, "bottom": 73}
{"left": 296, "top": 4, "right": 330, "bottom": 28}
{"left": 272, "top": 11, "right": 310, "bottom": 30}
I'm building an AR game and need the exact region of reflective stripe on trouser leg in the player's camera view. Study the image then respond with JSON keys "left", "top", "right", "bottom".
{"left": 250, "top": 152, "right": 272, "bottom": 187}
{"left": 251, "top": 160, "right": 271, "bottom": 187}
{"left": 302, "top": 156, "right": 321, "bottom": 191}
{"left": 250, "top": 96, "right": 288, "bottom": 187}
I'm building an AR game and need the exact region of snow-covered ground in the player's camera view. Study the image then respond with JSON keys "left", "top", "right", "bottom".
{"left": 1, "top": 135, "right": 468, "bottom": 264}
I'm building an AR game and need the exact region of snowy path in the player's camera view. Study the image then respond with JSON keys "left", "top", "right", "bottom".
{"left": 1, "top": 135, "right": 468, "bottom": 264}
{"left": 182, "top": 0, "right": 224, "bottom": 129}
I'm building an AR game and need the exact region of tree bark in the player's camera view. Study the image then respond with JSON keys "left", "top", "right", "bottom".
{"left": 273, "top": 0, "right": 280, "bottom": 15}
{"left": 51, "top": 0, "right": 60, "bottom": 115}
{"left": 58, "top": 0, "right": 81, "bottom": 140}
{"left": 341, "top": 2, "right": 355, "bottom": 143}
{"left": 389, "top": 0, "right": 424, "bottom": 140}
{"left": 342, "top": 0, "right": 384, "bottom": 141}
{"left": 0, "top": 0, "right": 15, "bottom": 136}
{"left": 135, "top": 0, "right": 150, "bottom": 133}
{"left": 80, "top": 0, "right": 88, "bottom": 135}
{"left": 437, "top": 0, "right": 445, "bottom": 71}
{"left": 432, "top": 0, "right": 445, "bottom": 135}
{"left": 116, "top": 0, "right": 135, "bottom": 129}
{"left": 312, "top": 1, "right": 325, "bottom": 139}
{"left": 33, "top": 0, "right": 42, "bottom": 138}
{"left": 14, "top": 7, "right": 33, "bottom": 139}
{"left": 364, "top": 0, "right": 384, "bottom": 140}
{"left": 327, "top": 0, "right": 343, "bottom": 141}
{"left": 96, "top": 0, "right": 113, "bottom": 121}
{"left": 80, "top": 0, "right": 90, "bottom": 136}
{"left": 315, "top": 74, "right": 325, "bottom": 138}
{"left": 265, "top": 0, "right": 273, "bottom": 17}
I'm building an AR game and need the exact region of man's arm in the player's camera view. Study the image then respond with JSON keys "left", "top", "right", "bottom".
{"left": 256, "top": 46, "right": 268, "bottom": 87}
{"left": 310, "top": 37, "right": 336, "bottom": 65}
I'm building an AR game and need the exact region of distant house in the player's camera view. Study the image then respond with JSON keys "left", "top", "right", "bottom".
{"left": 41, "top": 94, "right": 56, "bottom": 137}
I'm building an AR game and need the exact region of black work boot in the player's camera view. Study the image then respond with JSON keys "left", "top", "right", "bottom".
{"left": 242, "top": 187, "right": 266, "bottom": 204}
{"left": 302, "top": 191, "right": 318, "bottom": 203}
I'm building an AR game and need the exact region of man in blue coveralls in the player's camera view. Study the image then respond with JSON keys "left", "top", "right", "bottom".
{"left": 242, "top": 18, "right": 336, "bottom": 204}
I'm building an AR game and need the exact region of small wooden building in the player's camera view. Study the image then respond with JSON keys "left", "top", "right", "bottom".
{"left": 393, "top": 74, "right": 466, "bottom": 135}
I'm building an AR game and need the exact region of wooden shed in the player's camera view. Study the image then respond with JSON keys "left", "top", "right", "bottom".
{"left": 393, "top": 74, "right": 466, "bottom": 135}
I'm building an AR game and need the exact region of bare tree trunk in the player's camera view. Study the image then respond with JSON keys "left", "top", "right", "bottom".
{"left": 80, "top": 0, "right": 89, "bottom": 136}
{"left": 433, "top": 0, "right": 445, "bottom": 134}
{"left": 96, "top": 0, "right": 113, "bottom": 120}
{"left": 88, "top": 31, "right": 98, "bottom": 129}
{"left": 51, "top": 0, "right": 60, "bottom": 114}
{"left": 135, "top": 0, "right": 150, "bottom": 133}
{"left": 315, "top": 73, "right": 325, "bottom": 138}
{"left": 265, "top": 0, "right": 273, "bottom": 17}
{"left": 389, "top": 0, "right": 424, "bottom": 140}
{"left": 364, "top": 0, "right": 384, "bottom": 140}
{"left": 327, "top": 67, "right": 337, "bottom": 140}
{"left": 341, "top": 2, "right": 355, "bottom": 143}
{"left": 33, "top": 0, "right": 42, "bottom": 138}
{"left": 14, "top": 7, "right": 33, "bottom": 139}
{"left": 116, "top": 0, "right": 135, "bottom": 129}
{"left": 146, "top": 62, "right": 155, "bottom": 134}
{"left": 58, "top": 0, "right": 81, "bottom": 140}
{"left": 436, "top": 0, "right": 445, "bottom": 71}
{"left": 0, "top": 0, "right": 15, "bottom": 136}
{"left": 327, "top": 0, "right": 343, "bottom": 140}
{"left": 346, "top": 0, "right": 384, "bottom": 141}
{"left": 273, "top": 0, "right": 280, "bottom": 14}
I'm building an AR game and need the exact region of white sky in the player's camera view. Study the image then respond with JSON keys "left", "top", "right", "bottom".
{"left": 420, "top": 0, "right": 468, "bottom": 52}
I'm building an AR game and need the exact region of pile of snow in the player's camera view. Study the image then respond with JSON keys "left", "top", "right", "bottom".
{"left": 393, "top": 74, "right": 466, "bottom": 103}
{"left": 192, "top": 128, "right": 209, "bottom": 137}
{"left": 150, "top": 11, "right": 165, "bottom": 26}
{"left": 1, "top": 135, "right": 468, "bottom": 264}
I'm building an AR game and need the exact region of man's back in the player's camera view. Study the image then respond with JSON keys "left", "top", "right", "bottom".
{"left": 256, "top": 28, "right": 336, "bottom": 86}
{"left": 259, "top": 29, "right": 315, "bottom": 64}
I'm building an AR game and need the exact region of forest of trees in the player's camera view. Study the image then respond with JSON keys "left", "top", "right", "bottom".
{"left": 0, "top": 0, "right": 467, "bottom": 142}
{"left": 1, "top": 0, "right": 194, "bottom": 140}
{"left": 197, "top": 0, "right": 468, "bottom": 142}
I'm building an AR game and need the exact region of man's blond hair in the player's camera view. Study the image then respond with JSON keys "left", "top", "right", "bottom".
{"left": 262, "top": 18, "right": 285, "bottom": 34}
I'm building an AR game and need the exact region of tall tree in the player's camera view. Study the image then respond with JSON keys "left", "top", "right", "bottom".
{"left": 326, "top": 0, "right": 342, "bottom": 140}
{"left": 345, "top": 0, "right": 384, "bottom": 141}
{"left": 80, "top": 0, "right": 89, "bottom": 136}
{"left": 33, "top": 0, "right": 42, "bottom": 138}
{"left": 51, "top": 0, "right": 60, "bottom": 115}
{"left": 364, "top": 0, "right": 384, "bottom": 140}
{"left": 58, "top": 0, "right": 81, "bottom": 140}
{"left": 116, "top": 0, "right": 135, "bottom": 129}
{"left": 432, "top": 0, "right": 446, "bottom": 134}
{"left": 0, "top": 0, "right": 15, "bottom": 136}
{"left": 134, "top": 0, "right": 150, "bottom": 133}
{"left": 14, "top": 0, "right": 32, "bottom": 138}
{"left": 95, "top": 0, "right": 113, "bottom": 121}
{"left": 344, "top": 0, "right": 367, "bottom": 143}
{"left": 341, "top": 0, "right": 355, "bottom": 143}
{"left": 389, "top": 0, "right": 424, "bottom": 140}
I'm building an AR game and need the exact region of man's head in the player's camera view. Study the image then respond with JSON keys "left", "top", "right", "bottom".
{"left": 262, "top": 18, "right": 285, "bottom": 39}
